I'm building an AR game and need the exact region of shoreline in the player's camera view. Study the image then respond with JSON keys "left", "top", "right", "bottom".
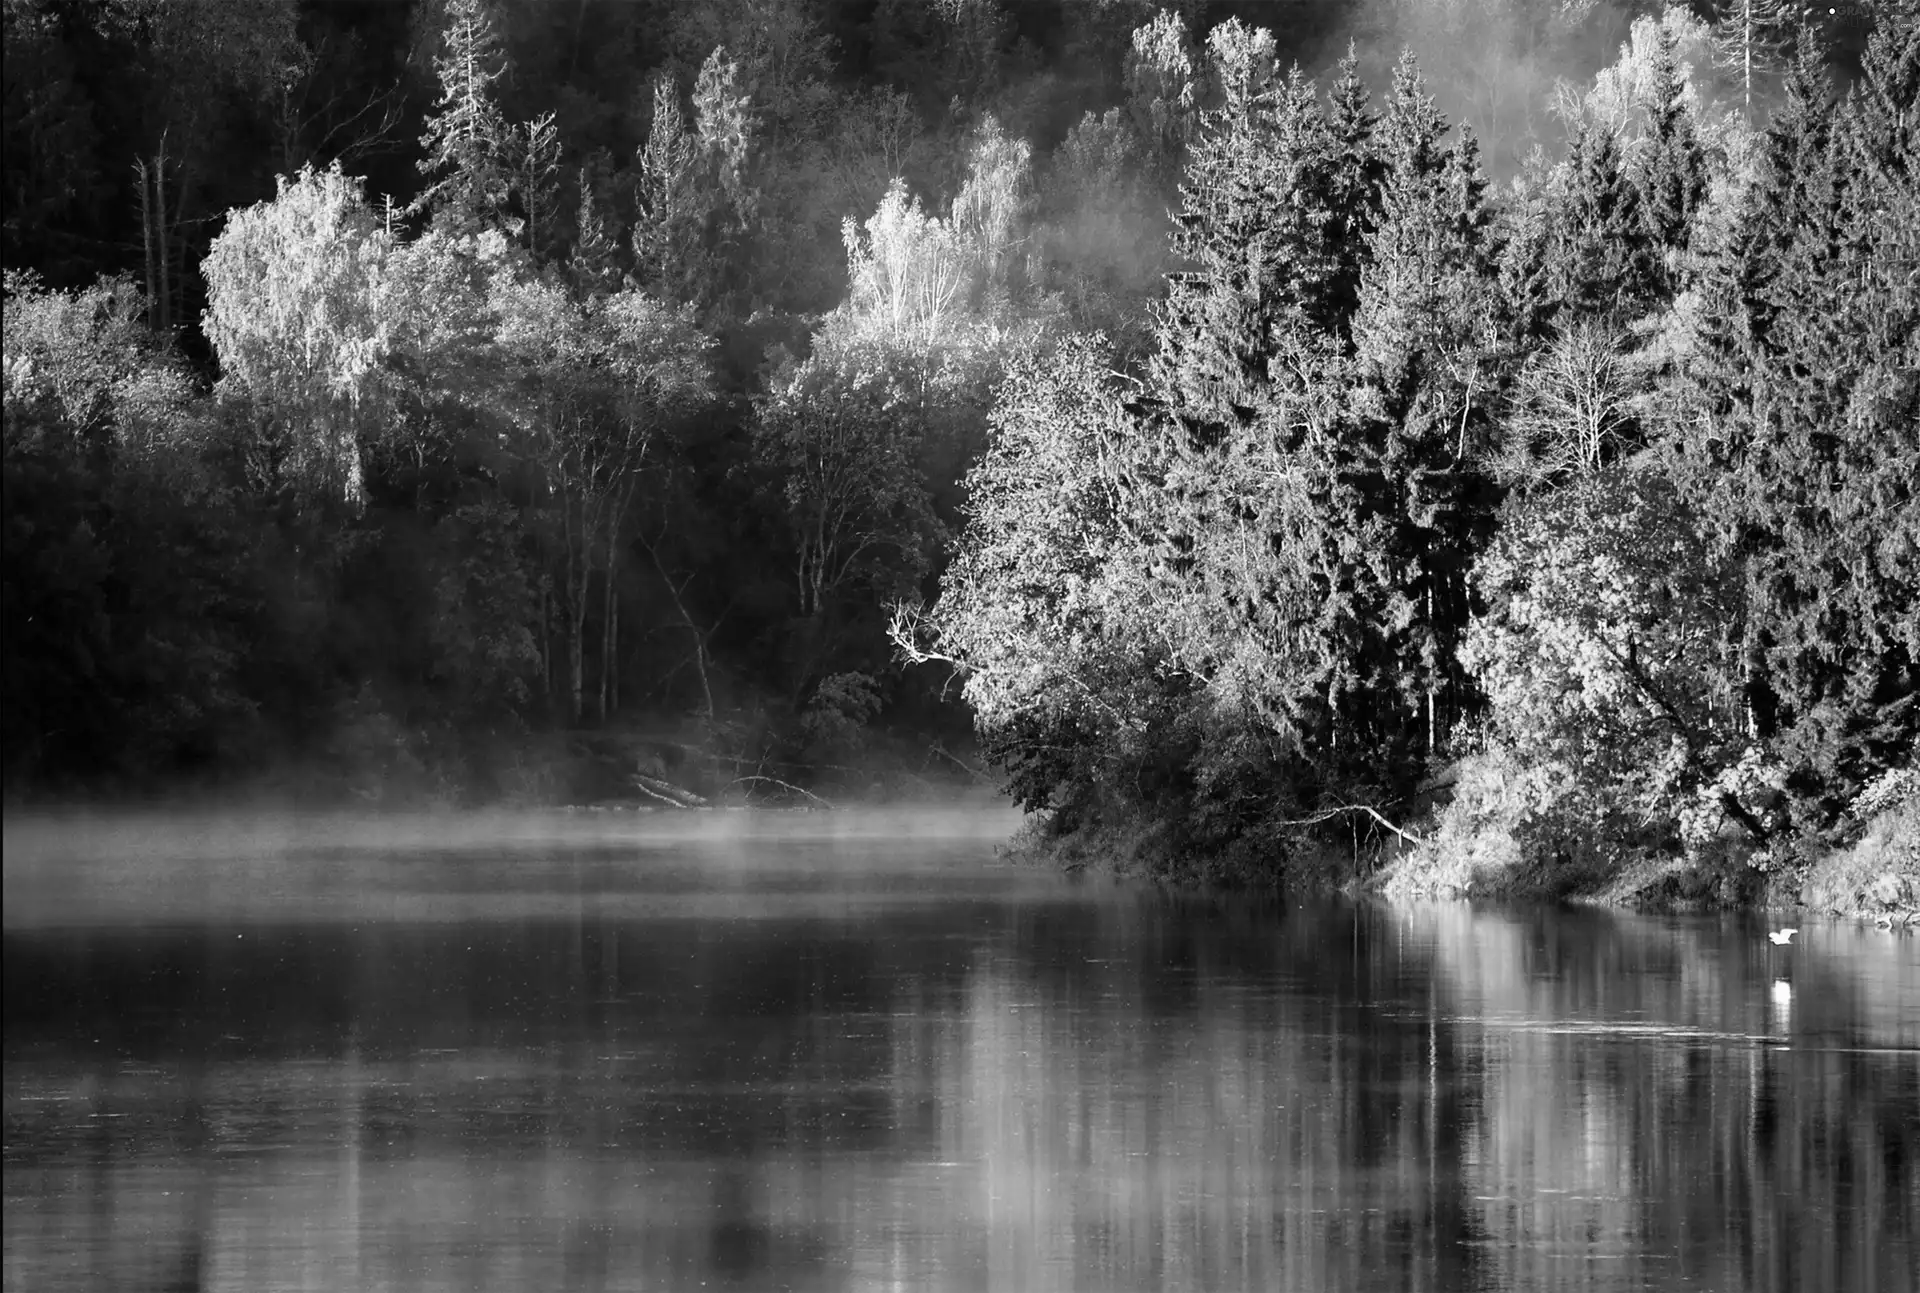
{"left": 1001, "top": 801, "right": 1920, "bottom": 927}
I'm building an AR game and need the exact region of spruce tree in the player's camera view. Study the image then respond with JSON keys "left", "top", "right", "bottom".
{"left": 1496, "top": 156, "right": 1559, "bottom": 349}
{"left": 631, "top": 75, "right": 715, "bottom": 308}
{"left": 1748, "top": 21, "right": 1918, "bottom": 807}
{"left": 1150, "top": 41, "right": 1334, "bottom": 443}
{"left": 414, "top": 0, "right": 512, "bottom": 235}
{"left": 1322, "top": 45, "right": 1384, "bottom": 347}
{"left": 1680, "top": 20, "right": 1918, "bottom": 823}
{"left": 1709, "top": 0, "right": 1804, "bottom": 125}
{"left": 569, "top": 165, "right": 622, "bottom": 297}
{"left": 1346, "top": 54, "right": 1500, "bottom": 770}
{"left": 1634, "top": 22, "right": 1711, "bottom": 296}
{"left": 510, "top": 113, "right": 563, "bottom": 262}
{"left": 1546, "top": 118, "right": 1659, "bottom": 323}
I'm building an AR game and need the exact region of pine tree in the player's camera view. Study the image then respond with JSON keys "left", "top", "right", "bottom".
{"left": 1634, "top": 21, "right": 1711, "bottom": 295}
{"left": 1679, "top": 20, "right": 1919, "bottom": 821}
{"left": 1546, "top": 118, "right": 1660, "bottom": 323}
{"left": 1322, "top": 45, "right": 1384, "bottom": 347}
{"left": 1497, "top": 157, "right": 1559, "bottom": 349}
{"left": 569, "top": 165, "right": 622, "bottom": 297}
{"left": 1123, "top": 7, "right": 1197, "bottom": 185}
{"left": 1347, "top": 54, "right": 1500, "bottom": 766}
{"left": 631, "top": 75, "right": 715, "bottom": 307}
{"left": 1744, "top": 20, "right": 1918, "bottom": 805}
{"left": 510, "top": 112, "right": 563, "bottom": 262}
{"left": 1151, "top": 43, "right": 1334, "bottom": 441}
{"left": 414, "top": 0, "right": 511, "bottom": 235}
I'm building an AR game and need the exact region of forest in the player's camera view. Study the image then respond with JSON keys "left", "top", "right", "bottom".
{"left": 3, "top": 0, "right": 1915, "bottom": 898}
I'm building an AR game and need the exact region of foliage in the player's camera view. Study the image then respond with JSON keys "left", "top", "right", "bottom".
{"left": 753, "top": 349, "right": 938, "bottom": 626}
{"left": 414, "top": 0, "right": 511, "bottom": 234}
{"left": 895, "top": 334, "right": 1174, "bottom": 816}
{"left": 2, "top": 0, "right": 1909, "bottom": 872}
{"left": 202, "top": 165, "right": 395, "bottom": 504}
{"left": 490, "top": 266, "right": 714, "bottom": 721}
{"left": 1464, "top": 467, "right": 1746, "bottom": 836}
{"left": 1674, "top": 16, "right": 1920, "bottom": 828}
{"left": 1122, "top": 8, "right": 1197, "bottom": 180}
{"left": 800, "top": 670, "right": 885, "bottom": 759}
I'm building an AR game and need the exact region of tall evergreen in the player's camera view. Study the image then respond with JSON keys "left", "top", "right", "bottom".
{"left": 1496, "top": 156, "right": 1559, "bottom": 349}
{"left": 1682, "top": 21, "right": 1918, "bottom": 820}
{"left": 1634, "top": 22, "right": 1711, "bottom": 297}
{"left": 1321, "top": 46, "right": 1384, "bottom": 347}
{"left": 1150, "top": 45, "right": 1334, "bottom": 442}
{"left": 1347, "top": 54, "right": 1500, "bottom": 768}
{"left": 569, "top": 166, "right": 622, "bottom": 297}
{"left": 632, "top": 76, "right": 715, "bottom": 308}
{"left": 1547, "top": 119, "right": 1659, "bottom": 323}
{"left": 414, "top": 0, "right": 512, "bottom": 236}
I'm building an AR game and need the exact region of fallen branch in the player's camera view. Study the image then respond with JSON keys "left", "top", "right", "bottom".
{"left": 629, "top": 778, "right": 686, "bottom": 808}
{"left": 726, "top": 775, "right": 836, "bottom": 810}
{"left": 1279, "top": 801, "right": 1428, "bottom": 848}
{"left": 926, "top": 742, "right": 991, "bottom": 783}
{"left": 632, "top": 772, "right": 710, "bottom": 808}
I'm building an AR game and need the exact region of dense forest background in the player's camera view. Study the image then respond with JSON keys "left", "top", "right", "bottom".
{"left": 3, "top": 0, "right": 1915, "bottom": 880}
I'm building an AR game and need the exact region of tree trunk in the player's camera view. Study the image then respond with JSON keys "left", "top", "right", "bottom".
{"left": 598, "top": 559, "right": 615, "bottom": 723}
{"left": 608, "top": 578, "right": 619, "bottom": 715}
{"left": 135, "top": 159, "right": 157, "bottom": 325}
{"left": 645, "top": 539, "right": 715, "bottom": 719}
{"left": 1425, "top": 585, "right": 1436, "bottom": 758}
{"left": 153, "top": 140, "right": 169, "bottom": 331}
{"left": 568, "top": 596, "right": 586, "bottom": 725}
{"left": 566, "top": 539, "right": 589, "bottom": 726}
{"left": 539, "top": 583, "right": 552, "bottom": 714}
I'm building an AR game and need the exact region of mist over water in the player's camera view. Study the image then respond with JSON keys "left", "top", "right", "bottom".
{"left": 5, "top": 810, "right": 1917, "bottom": 1292}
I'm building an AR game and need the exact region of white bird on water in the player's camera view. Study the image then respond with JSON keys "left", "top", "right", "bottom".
{"left": 1768, "top": 928, "right": 1799, "bottom": 946}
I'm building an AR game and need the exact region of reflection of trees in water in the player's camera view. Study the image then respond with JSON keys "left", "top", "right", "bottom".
{"left": 1402, "top": 904, "right": 1917, "bottom": 1291}
{"left": 868, "top": 900, "right": 1489, "bottom": 1289}
{"left": 8, "top": 900, "right": 1913, "bottom": 1289}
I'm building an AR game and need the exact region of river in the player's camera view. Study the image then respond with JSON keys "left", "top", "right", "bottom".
{"left": 4, "top": 807, "right": 1916, "bottom": 1292}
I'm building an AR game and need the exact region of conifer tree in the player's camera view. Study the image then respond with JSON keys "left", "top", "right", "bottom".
{"left": 1123, "top": 8, "right": 1198, "bottom": 185}
{"left": 569, "top": 166, "right": 622, "bottom": 297}
{"left": 1151, "top": 38, "right": 1333, "bottom": 439}
{"left": 1634, "top": 22, "right": 1711, "bottom": 294}
{"left": 691, "top": 45, "right": 759, "bottom": 300}
{"left": 414, "top": 0, "right": 512, "bottom": 235}
{"left": 1546, "top": 118, "right": 1660, "bottom": 323}
{"left": 1322, "top": 46, "right": 1384, "bottom": 346}
{"left": 510, "top": 112, "right": 563, "bottom": 262}
{"left": 1497, "top": 161, "right": 1559, "bottom": 348}
{"left": 1680, "top": 20, "right": 1918, "bottom": 821}
{"left": 631, "top": 75, "right": 714, "bottom": 308}
{"left": 1347, "top": 54, "right": 1500, "bottom": 764}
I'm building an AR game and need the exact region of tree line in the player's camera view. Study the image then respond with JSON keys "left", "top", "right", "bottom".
{"left": 3, "top": 0, "right": 1913, "bottom": 851}
{"left": 898, "top": 4, "right": 1917, "bottom": 876}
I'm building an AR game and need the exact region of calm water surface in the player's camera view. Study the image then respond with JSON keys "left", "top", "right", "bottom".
{"left": 5, "top": 808, "right": 1917, "bottom": 1292}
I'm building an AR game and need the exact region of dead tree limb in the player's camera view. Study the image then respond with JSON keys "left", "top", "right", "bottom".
{"left": 726, "top": 775, "right": 836, "bottom": 810}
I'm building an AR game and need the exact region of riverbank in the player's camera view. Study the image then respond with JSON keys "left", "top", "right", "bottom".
{"left": 1372, "top": 790, "right": 1919, "bottom": 924}
{"left": 2, "top": 716, "right": 993, "bottom": 816}
{"left": 1001, "top": 762, "right": 1919, "bottom": 924}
